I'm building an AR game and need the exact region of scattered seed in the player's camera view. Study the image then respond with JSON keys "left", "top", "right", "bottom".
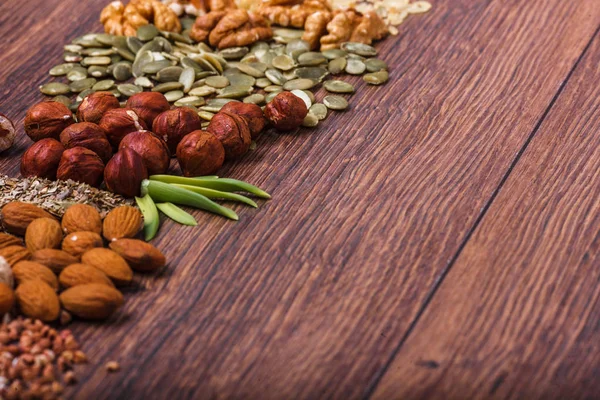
{"left": 92, "top": 79, "right": 116, "bottom": 91}
{"left": 52, "top": 95, "right": 72, "bottom": 107}
{"left": 64, "top": 44, "right": 83, "bottom": 53}
{"left": 265, "top": 91, "right": 280, "bottom": 103}
{"left": 198, "top": 111, "right": 215, "bottom": 120}
{"left": 323, "top": 80, "right": 355, "bottom": 94}
{"left": 341, "top": 42, "right": 377, "bottom": 57}
{"left": 243, "top": 93, "right": 265, "bottom": 105}
{"left": 179, "top": 67, "right": 195, "bottom": 93}
{"left": 216, "top": 85, "right": 253, "bottom": 99}
{"left": 165, "top": 90, "right": 184, "bottom": 102}
{"left": 81, "top": 56, "right": 112, "bottom": 66}
{"left": 50, "top": 63, "right": 76, "bottom": 76}
{"left": 88, "top": 66, "right": 108, "bottom": 78}
{"left": 174, "top": 96, "right": 205, "bottom": 107}
{"left": 290, "top": 89, "right": 312, "bottom": 109}
{"left": 188, "top": 85, "right": 215, "bottom": 96}
{"left": 117, "top": 83, "right": 143, "bottom": 97}
{"left": 112, "top": 62, "right": 133, "bottom": 81}
{"left": 302, "top": 113, "right": 319, "bottom": 127}
{"left": 301, "top": 89, "right": 315, "bottom": 103}
{"left": 365, "top": 58, "right": 388, "bottom": 72}
{"left": 285, "top": 40, "right": 310, "bottom": 56}
{"left": 205, "top": 76, "right": 230, "bottom": 88}
{"left": 264, "top": 85, "right": 283, "bottom": 93}
{"left": 265, "top": 68, "right": 287, "bottom": 85}
{"left": 322, "top": 49, "right": 347, "bottom": 60}
{"left": 143, "top": 60, "right": 173, "bottom": 74}
{"left": 156, "top": 66, "right": 184, "bottom": 82}
{"left": 226, "top": 73, "right": 256, "bottom": 87}
{"left": 219, "top": 47, "right": 249, "bottom": 60}
{"left": 114, "top": 46, "right": 136, "bottom": 62}
{"left": 137, "top": 24, "right": 160, "bottom": 41}
{"left": 328, "top": 57, "right": 347, "bottom": 75}
{"left": 272, "top": 54, "right": 295, "bottom": 71}
{"left": 132, "top": 50, "right": 153, "bottom": 77}
{"left": 64, "top": 53, "right": 82, "bottom": 63}
{"left": 309, "top": 103, "right": 328, "bottom": 120}
{"left": 151, "top": 81, "right": 184, "bottom": 93}
{"left": 66, "top": 67, "right": 88, "bottom": 82}
{"left": 255, "top": 77, "right": 271, "bottom": 88}
{"left": 69, "top": 78, "right": 97, "bottom": 93}
{"left": 134, "top": 76, "right": 154, "bottom": 88}
{"left": 363, "top": 70, "right": 389, "bottom": 85}
{"left": 297, "top": 52, "right": 327, "bottom": 66}
{"left": 283, "top": 78, "right": 316, "bottom": 91}
{"left": 77, "top": 88, "right": 96, "bottom": 101}
{"left": 82, "top": 48, "right": 114, "bottom": 56}
{"left": 345, "top": 58, "right": 366, "bottom": 75}
{"left": 323, "top": 95, "right": 348, "bottom": 111}
{"left": 236, "top": 63, "right": 265, "bottom": 78}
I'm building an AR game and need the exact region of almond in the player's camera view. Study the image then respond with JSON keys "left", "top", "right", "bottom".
{"left": 0, "top": 246, "right": 31, "bottom": 267}
{"left": 25, "top": 218, "right": 63, "bottom": 253}
{"left": 109, "top": 238, "right": 166, "bottom": 272}
{"left": 81, "top": 248, "right": 133, "bottom": 286}
{"left": 59, "top": 283, "right": 123, "bottom": 320}
{"left": 0, "top": 283, "right": 14, "bottom": 315}
{"left": 0, "top": 233, "right": 22, "bottom": 250}
{"left": 1, "top": 202, "right": 55, "bottom": 236}
{"left": 59, "top": 263, "right": 115, "bottom": 288}
{"left": 102, "top": 206, "right": 143, "bottom": 242}
{"left": 61, "top": 204, "right": 102, "bottom": 235}
{"left": 15, "top": 280, "right": 60, "bottom": 322}
{"left": 31, "top": 249, "right": 79, "bottom": 274}
{"left": 62, "top": 232, "right": 103, "bottom": 259}
{"left": 13, "top": 261, "right": 59, "bottom": 291}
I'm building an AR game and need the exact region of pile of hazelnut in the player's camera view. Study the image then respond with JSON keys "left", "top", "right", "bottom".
{"left": 21, "top": 90, "right": 308, "bottom": 198}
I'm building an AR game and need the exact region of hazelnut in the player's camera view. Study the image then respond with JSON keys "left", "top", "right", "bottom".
{"left": 104, "top": 148, "right": 148, "bottom": 197}
{"left": 207, "top": 111, "right": 252, "bottom": 160}
{"left": 59, "top": 122, "right": 113, "bottom": 163}
{"left": 99, "top": 108, "right": 147, "bottom": 148}
{"left": 24, "top": 102, "right": 75, "bottom": 142}
{"left": 153, "top": 107, "right": 203, "bottom": 154}
{"left": 264, "top": 91, "right": 308, "bottom": 131}
{"left": 20, "top": 138, "right": 65, "bottom": 179}
{"left": 176, "top": 130, "right": 225, "bottom": 177}
{"left": 57, "top": 147, "right": 105, "bottom": 187}
{"left": 125, "top": 92, "right": 170, "bottom": 130}
{"left": 119, "top": 131, "right": 170, "bottom": 175}
{"left": 220, "top": 102, "right": 267, "bottom": 139}
{"left": 0, "top": 113, "right": 16, "bottom": 153}
{"left": 76, "top": 92, "right": 120, "bottom": 124}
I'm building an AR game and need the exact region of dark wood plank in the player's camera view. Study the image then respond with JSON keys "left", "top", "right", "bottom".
{"left": 0, "top": 0, "right": 598, "bottom": 398}
{"left": 373, "top": 25, "right": 600, "bottom": 400}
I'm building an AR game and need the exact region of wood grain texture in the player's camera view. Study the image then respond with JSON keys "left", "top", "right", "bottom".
{"left": 0, "top": 0, "right": 599, "bottom": 398}
{"left": 373, "top": 23, "right": 600, "bottom": 400}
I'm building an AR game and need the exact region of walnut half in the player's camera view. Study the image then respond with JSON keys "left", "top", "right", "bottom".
{"left": 100, "top": 0, "right": 182, "bottom": 36}
{"left": 320, "top": 10, "right": 388, "bottom": 50}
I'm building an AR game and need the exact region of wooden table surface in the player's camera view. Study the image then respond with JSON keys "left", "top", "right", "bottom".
{"left": 2, "top": 0, "right": 600, "bottom": 398}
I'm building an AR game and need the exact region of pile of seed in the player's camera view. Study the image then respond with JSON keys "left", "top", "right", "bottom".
{"left": 0, "top": 317, "right": 86, "bottom": 399}
{"left": 42, "top": 21, "right": 389, "bottom": 129}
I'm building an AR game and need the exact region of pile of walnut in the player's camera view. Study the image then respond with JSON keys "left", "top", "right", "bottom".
{"left": 0, "top": 201, "right": 166, "bottom": 323}
{"left": 20, "top": 90, "right": 304, "bottom": 196}
{"left": 103, "top": 0, "right": 389, "bottom": 50}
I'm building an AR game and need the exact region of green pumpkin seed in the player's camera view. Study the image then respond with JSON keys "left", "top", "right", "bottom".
{"left": 143, "top": 60, "right": 173, "bottom": 74}
{"left": 49, "top": 63, "right": 76, "bottom": 76}
{"left": 163, "top": 31, "right": 192, "bottom": 44}
{"left": 264, "top": 85, "right": 283, "bottom": 93}
{"left": 290, "top": 89, "right": 311, "bottom": 108}
{"left": 217, "top": 85, "right": 253, "bottom": 99}
{"left": 180, "top": 56, "right": 203, "bottom": 74}
{"left": 265, "top": 69, "right": 287, "bottom": 85}
{"left": 328, "top": 57, "right": 347, "bottom": 74}
{"left": 88, "top": 66, "right": 108, "bottom": 78}
{"left": 243, "top": 94, "right": 265, "bottom": 105}
{"left": 255, "top": 77, "right": 271, "bottom": 88}
{"left": 345, "top": 58, "right": 366, "bottom": 75}
{"left": 227, "top": 73, "right": 255, "bottom": 87}
{"left": 195, "top": 70, "right": 217, "bottom": 79}
{"left": 265, "top": 91, "right": 280, "bottom": 103}
{"left": 81, "top": 56, "right": 112, "bottom": 66}
{"left": 341, "top": 42, "right": 377, "bottom": 56}
{"left": 302, "top": 113, "right": 319, "bottom": 127}
{"left": 285, "top": 40, "right": 310, "bottom": 56}
{"left": 137, "top": 24, "right": 159, "bottom": 41}
{"left": 272, "top": 54, "right": 295, "bottom": 71}
{"left": 152, "top": 82, "right": 184, "bottom": 93}
{"left": 198, "top": 111, "right": 214, "bottom": 120}
{"left": 82, "top": 48, "right": 114, "bottom": 56}
{"left": 241, "top": 53, "right": 259, "bottom": 64}
{"left": 161, "top": 51, "right": 180, "bottom": 62}
{"left": 365, "top": 58, "right": 387, "bottom": 72}
{"left": 69, "top": 78, "right": 97, "bottom": 93}
{"left": 237, "top": 62, "right": 266, "bottom": 78}
{"left": 309, "top": 103, "right": 327, "bottom": 120}
{"left": 72, "top": 36, "right": 102, "bottom": 48}
{"left": 323, "top": 80, "right": 355, "bottom": 94}
{"left": 153, "top": 36, "right": 173, "bottom": 53}
{"left": 205, "top": 76, "right": 230, "bottom": 88}
{"left": 190, "top": 55, "right": 217, "bottom": 72}
{"left": 114, "top": 46, "right": 136, "bottom": 61}
{"left": 256, "top": 50, "right": 275, "bottom": 65}
{"left": 203, "top": 53, "right": 226, "bottom": 74}
{"left": 301, "top": 89, "right": 315, "bottom": 103}
{"left": 64, "top": 52, "right": 82, "bottom": 63}
{"left": 117, "top": 83, "right": 143, "bottom": 97}
{"left": 110, "top": 54, "right": 122, "bottom": 64}
{"left": 64, "top": 44, "right": 83, "bottom": 53}
{"left": 157, "top": 66, "right": 184, "bottom": 82}
{"left": 132, "top": 51, "right": 154, "bottom": 77}
{"left": 191, "top": 79, "right": 206, "bottom": 88}
{"left": 110, "top": 89, "right": 122, "bottom": 99}
{"left": 112, "top": 62, "right": 133, "bottom": 81}
{"left": 179, "top": 67, "right": 195, "bottom": 93}
{"left": 92, "top": 79, "right": 115, "bottom": 91}
{"left": 165, "top": 90, "right": 184, "bottom": 102}
{"left": 126, "top": 37, "right": 144, "bottom": 54}
{"left": 174, "top": 96, "right": 205, "bottom": 107}
{"left": 363, "top": 70, "right": 389, "bottom": 85}
{"left": 135, "top": 76, "right": 154, "bottom": 88}
{"left": 96, "top": 34, "right": 118, "bottom": 47}
{"left": 67, "top": 67, "right": 88, "bottom": 81}
{"left": 323, "top": 95, "right": 348, "bottom": 111}
{"left": 282, "top": 78, "right": 316, "bottom": 91}
{"left": 219, "top": 47, "right": 249, "bottom": 60}
{"left": 297, "top": 52, "right": 327, "bottom": 66}
{"left": 201, "top": 98, "right": 239, "bottom": 112}
{"left": 251, "top": 41, "right": 270, "bottom": 53}
{"left": 52, "top": 95, "right": 72, "bottom": 107}
{"left": 295, "top": 66, "right": 329, "bottom": 81}
{"left": 189, "top": 85, "right": 216, "bottom": 97}
{"left": 322, "top": 49, "right": 347, "bottom": 60}
{"left": 77, "top": 89, "right": 96, "bottom": 102}
{"left": 347, "top": 53, "right": 366, "bottom": 61}
{"left": 137, "top": 40, "right": 162, "bottom": 56}
{"left": 272, "top": 28, "right": 304, "bottom": 42}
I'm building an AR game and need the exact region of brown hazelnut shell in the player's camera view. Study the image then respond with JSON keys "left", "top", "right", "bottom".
{"left": 176, "top": 130, "right": 225, "bottom": 177}
{"left": 119, "top": 131, "right": 170, "bottom": 176}
{"left": 104, "top": 148, "right": 148, "bottom": 198}
{"left": 20, "top": 138, "right": 65, "bottom": 180}
{"left": 24, "top": 102, "right": 75, "bottom": 142}
{"left": 125, "top": 92, "right": 170, "bottom": 130}
{"left": 153, "top": 107, "right": 203, "bottom": 154}
{"left": 220, "top": 102, "right": 266, "bottom": 139}
{"left": 207, "top": 111, "right": 252, "bottom": 160}
{"left": 57, "top": 147, "right": 105, "bottom": 187}
{"left": 264, "top": 91, "right": 308, "bottom": 131}
{"left": 76, "top": 92, "right": 120, "bottom": 124}
{"left": 59, "top": 122, "right": 113, "bottom": 163}
{"left": 99, "top": 108, "right": 147, "bottom": 148}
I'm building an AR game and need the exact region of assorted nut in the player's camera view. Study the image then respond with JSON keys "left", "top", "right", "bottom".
{"left": 0, "top": 114, "right": 16, "bottom": 153}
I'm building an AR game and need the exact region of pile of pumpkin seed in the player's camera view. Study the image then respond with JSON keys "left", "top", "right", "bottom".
{"left": 42, "top": 18, "right": 389, "bottom": 129}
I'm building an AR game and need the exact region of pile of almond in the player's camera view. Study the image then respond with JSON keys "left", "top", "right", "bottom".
{"left": 0, "top": 201, "right": 166, "bottom": 322}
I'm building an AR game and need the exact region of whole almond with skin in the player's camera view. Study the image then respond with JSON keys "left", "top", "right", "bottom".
{"left": 1, "top": 202, "right": 55, "bottom": 236}
{"left": 31, "top": 249, "right": 78, "bottom": 274}
{"left": 12, "top": 261, "right": 59, "bottom": 291}
{"left": 102, "top": 206, "right": 143, "bottom": 242}
{"left": 109, "top": 239, "right": 166, "bottom": 272}
{"left": 81, "top": 248, "right": 133, "bottom": 286}
{"left": 60, "top": 283, "right": 124, "bottom": 320}
{"left": 0, "top": 283, "right": 15, "bottom": 315}
{"left": 15, "top": 280, "right": 60, "bottom": 322}
{"left": 62, "top": 232, "right": 103, "bottom": 259}
{"left": 59, "top": 263, "right": 115, "bottom": 288}
{"left": 25, "top": 218, "right": 63, "bottom": 253}
{"left": 0, "top": 246, "right": 31, "bottom": 267}
{"left": 61, "top": 204, "right": 102, "bottom": 235}
{"left": 0, "top": 233, "right": 22, "bottom": 250}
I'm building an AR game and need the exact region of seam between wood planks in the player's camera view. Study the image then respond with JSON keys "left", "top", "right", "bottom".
{"left": 362, "top": 22, "right": 600, "bottom": 400}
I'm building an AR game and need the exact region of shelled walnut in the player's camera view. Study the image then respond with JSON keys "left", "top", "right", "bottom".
{"left": 320, "top": 10, "right": 388, "bottom": 50}
{"left": 256, "top": 0, "right": 331, "bottom": 28}
{"left": 190, "top": 9, "right": 272, "bottom": 48}
{"left": 101, "top": 0, "right": 182, "bottom": 36}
